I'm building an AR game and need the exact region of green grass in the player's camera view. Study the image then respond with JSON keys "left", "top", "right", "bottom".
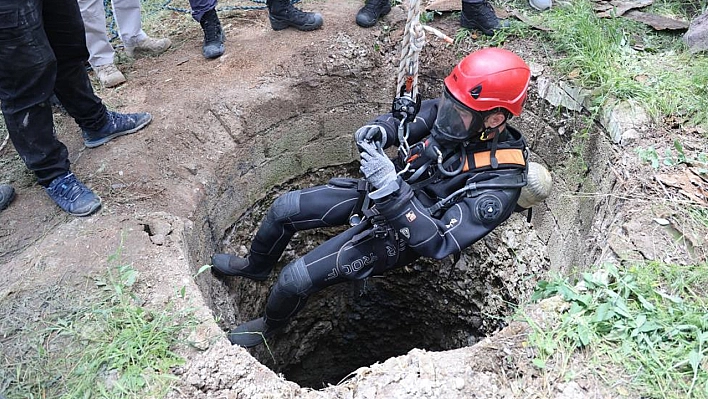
{"left": 527, "top": 261, "right": 708, "bottom": 398}
{"left": 1, "top": 248, "right": 199, "bottom": 399}
{"left": 536, "top": 0, "right": 708, "bottom": 127}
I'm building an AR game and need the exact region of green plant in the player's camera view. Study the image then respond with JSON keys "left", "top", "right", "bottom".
{"left": 537, "top": 0, "right": 708, "bottom": 127}
{"left": 2, "top": 246, "right": 199, "bottom": 398}
{"left": 528, "top": 261, "right": 708, "bottom": 398}
{"left": 420, "top": 10, "right": 441, "bottom": 24}
{"left": 636, "top": 141, "right": 708, "bottom": 173}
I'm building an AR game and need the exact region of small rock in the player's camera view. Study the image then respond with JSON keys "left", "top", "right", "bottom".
{"left": 455, "top": 377, "right": 465, "bottom": 390}
{"left": 150, "top": 234, "right": 166, "bottom": 245}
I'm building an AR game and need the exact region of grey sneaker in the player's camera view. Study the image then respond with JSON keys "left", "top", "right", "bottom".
{"left": 0, "top": 184, "right": 15, "bottom": 212}
{"left": 125, "top": 36, "right": 172, "bottom": 58}
{"left": 94, "top": 63, "right": 126, "bottom": 88}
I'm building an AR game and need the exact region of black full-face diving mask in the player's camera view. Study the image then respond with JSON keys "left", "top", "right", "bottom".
{"left": 430, "top": 87, "right": 485, "bottom": 147}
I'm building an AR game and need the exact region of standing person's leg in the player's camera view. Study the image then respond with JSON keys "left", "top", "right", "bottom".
{"left": 113, "top": 0, "right": 171, "bottom": 58}
{"left": 0, "top": 0, "right": 101, "bottom": 216}
{"left": 44, "top": 0, "right": 108, "bottom": 132}
{"left": 212, "top": 180, "right": 364, "bottom": 280}
{"left": 0, "top": 0, "right": 72, "bottom": 186}
{"left": 46, "top": 0, "right": 152, "bottom": 149}
{"left": 112, "top": 0, "right": 146, "bottom": 45}
{"left": 77, "top": 0, "right": 114, "bottom": 68}
{"left": 188, "top": 0, "right": 224, "bottom": 59}
{"left": 76, "top": 0, "right": 125, "bottom": 87}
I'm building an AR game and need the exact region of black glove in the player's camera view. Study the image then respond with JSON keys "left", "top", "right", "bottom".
{"left": 354, "top": 125, "right": 387, "bottom": 148}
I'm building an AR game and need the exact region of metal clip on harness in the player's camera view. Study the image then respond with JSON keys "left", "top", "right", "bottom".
{"left": 392, "top": 83, "right": 421, "bottom": 176}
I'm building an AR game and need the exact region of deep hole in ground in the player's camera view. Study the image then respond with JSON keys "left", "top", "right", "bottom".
{"left": 185, "top": 39, "right": 616, "bottom": 390}
{"left": 210, "top": 164, "right": 520, "bottom": 388}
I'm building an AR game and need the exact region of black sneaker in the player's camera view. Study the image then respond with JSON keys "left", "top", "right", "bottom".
{"left": 45, "top": 173, "right": 101, "bottom": 216}
{"left": 356, "top": 0, "right": 392, "bottom": 28}
{"left": 82, "top": 111, "right": 152, "bottom": 148}
{"left": 460, "top": 1, "right": 507, "bottom": 36}
{"left": 200, "top": 8, "right": 225, "bottom": 59}
{"left": 211, "top": 254, "right": 270, "bottom": 281}
{"left": 269, "top": 5, "right": 323, "bottom": 31}
{"left": 227, "top": 317, "right": 280, "bottom": 348}
{"left": 0, "top": 184, "right": 15, "bottom": 212}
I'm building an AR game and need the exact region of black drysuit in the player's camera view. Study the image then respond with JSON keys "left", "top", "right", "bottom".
{"left": 248, "top": 99, "right": 529, "bottom": 328}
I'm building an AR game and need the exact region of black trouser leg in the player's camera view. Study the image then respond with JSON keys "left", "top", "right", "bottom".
{"left": 42, "top": 0, "right": 106, "bottom": 132}
{"left": 0, "top": 0, "right": 67, "bottom": 185}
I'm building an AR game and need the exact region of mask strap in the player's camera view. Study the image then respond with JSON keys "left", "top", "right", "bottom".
{"left": 489, "top": 129, "right": 501, "bottom": 169}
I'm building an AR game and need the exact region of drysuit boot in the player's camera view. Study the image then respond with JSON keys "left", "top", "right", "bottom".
{"left": 460, "top": 0, "right": 507, "bottom": 36}
{"left": 200, "top": 8, "right": 225, "bottom": 59}
{"left": 356, "top": 0, "right": 392, "bottom": 28}
{"left": 211, "top": 254, "right": 271, "bottom": 281}
{"left": 228, "top": 317, "right": 282, "bottom": 348}
{"left": 267, "top": 0, "right": 323, "bottom": 31}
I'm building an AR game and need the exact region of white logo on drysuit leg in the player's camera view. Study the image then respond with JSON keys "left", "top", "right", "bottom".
{"left": 399, "top": 227, "right": 410, "bottom": 239}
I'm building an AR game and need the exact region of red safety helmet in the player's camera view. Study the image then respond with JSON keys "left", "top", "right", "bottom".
{"left": 444, "top": 47, "right": 531, "bottom": 116}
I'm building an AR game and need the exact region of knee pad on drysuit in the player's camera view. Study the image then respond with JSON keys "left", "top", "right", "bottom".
{"left": 265, "top": 258, "right": 312, "bottom": 326}
{"left": 251, "top": 191, "right": 302, "bottom": 261}
{"left": 262, "top": 191, "right": 301, "bottom": 227}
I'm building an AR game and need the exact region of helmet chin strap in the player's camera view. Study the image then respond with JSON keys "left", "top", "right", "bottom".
{"left": 477, "top": 114, "right": 507, "bottom": 141}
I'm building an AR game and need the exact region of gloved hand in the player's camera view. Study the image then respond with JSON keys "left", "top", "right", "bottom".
{"left": 354, "top": 125, "right": 387, "bottom": 148}
{"left": 359, "top": 141, "right": 397, "bottom": 189}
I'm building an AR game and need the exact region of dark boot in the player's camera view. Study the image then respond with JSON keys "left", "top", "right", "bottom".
{"left": 199, "top": 8, "right": 225, "bottom": 59}
{"left": 267, "top": 0, "right": 323, "bottom": 31}
{"left": 460, "top": 1, "right": 507, "bottom": 36}
{"left": 227, "top": 317, "right": 282, "bottom": 348}
{"left": 211, "top": 254, "right": 270, "bottom": 281}
{"left": 356, "top": 0, "right": 391, "bottom": 28}
{"left": 0, "top": 184, "right": 15, "bottom": 212}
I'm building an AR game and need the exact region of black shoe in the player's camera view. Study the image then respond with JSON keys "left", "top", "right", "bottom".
{"left": 268, "top": 2, "right": 323, "bottom": 31}
{"left": 227, "top": 317, "right": 279, "bottom": 348}
{"left": 356, "top": 0, "right": 391, "bottom": 28}
{"left": 460, "top": 1, "right": 507, "bottom": 36}
{"left": 200, "top": 8, "right": 225, "bottom": 59}
{"left": 211, "top": 254, "right": 270, "bottom": 281}
{"left": 0, "top": 184, "right": 15, "bottom": 212}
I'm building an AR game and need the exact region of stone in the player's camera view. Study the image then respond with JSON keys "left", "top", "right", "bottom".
{"left": 536, "top": 77, "right": 589, "bottom": 111}
{"left": 684, "top": 11, "right": 708, "bottom": 53}
{"left": 600, "top": 99, "right": 651, "bottom": 144}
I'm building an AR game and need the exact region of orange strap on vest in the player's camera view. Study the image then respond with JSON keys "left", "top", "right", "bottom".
{"left": 464, "top": 148, "right": 526, "bottom": 171}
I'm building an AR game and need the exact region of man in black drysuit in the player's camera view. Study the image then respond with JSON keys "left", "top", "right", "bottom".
{"left": 212, "top": 47, "right": 549, "bottom": 348}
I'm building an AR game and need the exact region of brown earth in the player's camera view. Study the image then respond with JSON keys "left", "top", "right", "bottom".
{"left": 1, "top": 1, "right": 706, "bottom": 398}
